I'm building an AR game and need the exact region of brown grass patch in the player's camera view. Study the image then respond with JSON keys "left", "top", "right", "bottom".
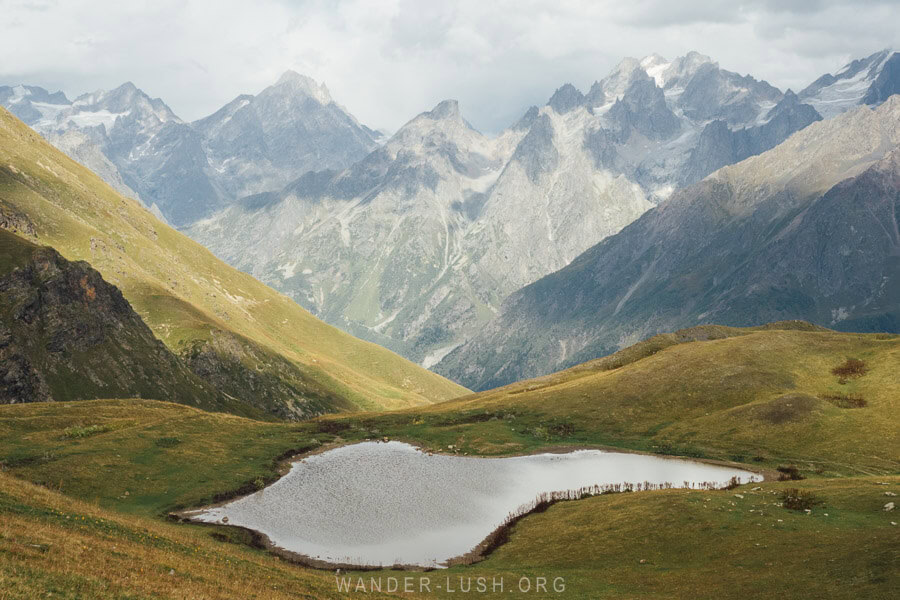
{"left": 819, "top": 392, "right": 867, "bottom": 409}
{"left": 832, "top": 358, "right": 868, "bottom": 383}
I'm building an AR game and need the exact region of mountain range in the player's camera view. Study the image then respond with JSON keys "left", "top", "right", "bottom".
{"left": 436, "top": 96, "right": 900, "bottom": 389}
{"left": 0, "top": 72, "right": 381, "bottom": 226}
{"left": 187, "top": 49, "right": 898, "bottom": 367}
{"left": 3, "top": 49, "right": 899, "bottom": 384}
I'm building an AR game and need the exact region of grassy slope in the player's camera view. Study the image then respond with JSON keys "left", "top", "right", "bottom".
{"left": 0, "top": 472, "right": 410, "bottom": 600}
{"left": 1, "top": 325, "right": 897, "bottom": 598}
{"left": 0, "top": 106, "right": 466, "bottom": 413}
{"left": 0, "top": 225, "right": 37, "bottom": 270}
{"left": 355, "top": 324, "right": 899, "bottom": 476}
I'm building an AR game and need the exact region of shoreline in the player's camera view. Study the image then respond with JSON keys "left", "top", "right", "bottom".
{"left": 172, "top": 439, "right": 767, "bottom": 571}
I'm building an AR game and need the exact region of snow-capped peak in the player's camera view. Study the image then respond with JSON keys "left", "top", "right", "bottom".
{"left": 657, "top": 51, "right": 715, "bottom": 89}
{"left": 640, "top": 54, "right": 671, "bottom": 87}
{"left": 586, "top": 57, "right": 644, "bottom": 106}
{"left": 799, "top": 48, "right": 897, "bottom": 119}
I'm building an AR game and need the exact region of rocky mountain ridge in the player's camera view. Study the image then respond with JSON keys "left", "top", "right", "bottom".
{"left": 6, "top": 50, "right": 896, "bottom": 376}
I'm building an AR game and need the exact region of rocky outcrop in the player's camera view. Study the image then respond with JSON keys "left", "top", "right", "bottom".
{"left": 0, "top": 229, "right": 215, "bottom": 404}
{"left": 676, "top": 62, "right": 782, "bottom": 126}
{"left": 180, "top": 330, "right": 353, "bottom": 420}
{"left": 0, "top": 200, "right": 35, "bottom": 237}
{"left": 606, "top": 72, "right": 681, "bottom": 141}
{"left": 510, "top": 113, "right": 559, "bottom": 182}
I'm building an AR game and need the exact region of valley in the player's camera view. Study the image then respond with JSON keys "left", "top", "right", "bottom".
{"left": 0, "top": 105, "right": 466, "bottom": 418}
{"left": 0, "top": 10, "right": 898, "bottom": 597}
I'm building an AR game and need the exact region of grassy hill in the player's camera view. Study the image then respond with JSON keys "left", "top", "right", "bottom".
{"left": 0, "top": 106, "right": 466, "bottom": 415}
{"left": 0, "top": 324, "right": 897, "bottom": 598}
{"left": 0, "top": 470, "right": 408, "bottom": 599}
{"left": 2, "top": 323, "right": 895, "bottom": 510}
{"left": 1, "top": 395, "right": 897, "bottom": 599}
{"left": 2, "top": 474, "right": 895, "bottom": 600}
{"left": 358, "top": 323, "right": 899, "bottom": 476}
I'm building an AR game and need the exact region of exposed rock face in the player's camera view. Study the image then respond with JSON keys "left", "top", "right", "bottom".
{"left": 436, "top": 99, "right": 900, "bottom": 390}
{"left": 547, "top": 84, "right": 585, "bottom": 114}
{"left": 605, "top": 72, "right": 681, "bottom": 141}
{"left": 511, "top": 113, "right": 559, "bottom": 182}
{"left": 179, "top": 330, "right": 353, "bottom": 420}
{"left": 1, "top": 103, "right": 463, "bottom": 416}
{"left": 0, "top": 229, "right": 213, "bottom": 404}
{"left": 0, "top": 228, "right": 342, "bottom": 418}
{"left": 44, "top": 129, "right": 142, "bottom": 204}
{"left": 681, "top": 92, "right": 822, "bottom": 185}
{"left": 864, "top": 52, "right": 900, "bottom": 105}
{"left": 676, "top": 61, "right": 783, "bottom": 125}
{"left": 189, "top": 97, "right": 652, "bottom": 364}
{"left": 0, "top": 200, "right": 36, "bottom": 237}
{"left": 7, "top": 51, "right": 893, "bottom": 379}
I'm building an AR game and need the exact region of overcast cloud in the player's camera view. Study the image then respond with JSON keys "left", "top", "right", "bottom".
{"left": 0, "top": 0, "right": 897, "bottom": 133}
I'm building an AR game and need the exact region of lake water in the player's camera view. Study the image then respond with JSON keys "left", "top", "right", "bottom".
{"left": 183, "top": 441, "right": 760, "bottom": 568}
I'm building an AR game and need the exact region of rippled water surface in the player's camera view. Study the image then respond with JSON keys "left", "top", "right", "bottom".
{"left": 184, "top": 441, "right": 759, "bottom": 567}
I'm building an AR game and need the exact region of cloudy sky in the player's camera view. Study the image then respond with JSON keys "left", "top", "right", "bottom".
{"left": 1, "top": 0, "right": 897, "bottom": 133}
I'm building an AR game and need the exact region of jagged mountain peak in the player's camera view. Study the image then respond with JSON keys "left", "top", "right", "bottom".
{"left": 70, "top": 82, "right": 179, "bottom": 123}
{"left": 658, "top": 51, "right": 716, "bottom": 88}
{"left": 426, "top": 99, "right": 462, "bottom": 120}
{"left": 611, "top": 56, "right": 643, "bottom": 74}
{"left": 639, "top": 53, "right": 671, "bottom": 87}
{"left": 640, "top": 53, "right": 668, "bottom": 67}
{"left": 436, "top": 91, "right": 900, "bottom": 390}
{"left": 547, "top": 84, "right": 585, "bottom": 114}
{"left": 759, "top": 88, "right": 820, "bottom": 124}
{"left": 272, "top": 70, "right": 333, "bottom": 104}
{"left": 386, "top": 98, "right": 483, "bottom": 156}
{"left": 586, "top": 57, "right": 645, "bottom": 106}
{"left": 862, "top": 51, "right": 900, "bottom": 105}
{"left": 679, "top": 50, "right": 714, "bottom": 67}
{"left": 835, "top": 48, "right": 892, "bottom": 78}
{"left": 74, "top": 81, "right": 138, "bottom": 104}
{"left": 0, "top": 84, "right": 69, "bottom": 104}
{"left": 391, "top": 99, "right": 481, "bottom": 138}
{"left": 512, "top": 105, "right": 540, "bottom": 131}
